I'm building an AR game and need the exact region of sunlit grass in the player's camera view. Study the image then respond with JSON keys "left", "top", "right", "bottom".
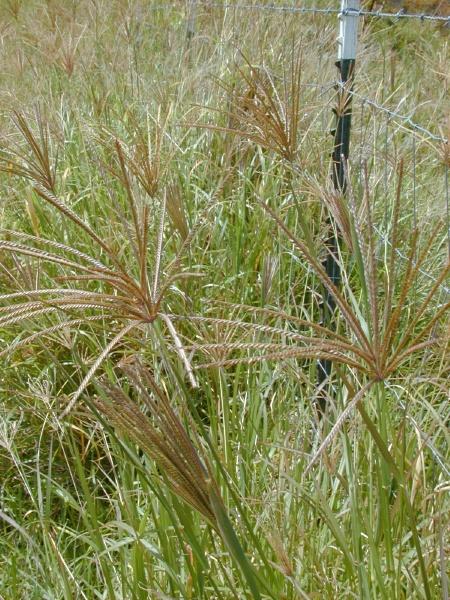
{"left": 0, "top": 2, "right": 448, "bottom": 599}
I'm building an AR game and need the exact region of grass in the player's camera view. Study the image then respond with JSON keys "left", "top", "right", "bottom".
{"left": 0, "top": 1, "right": 449, "bottom": 599}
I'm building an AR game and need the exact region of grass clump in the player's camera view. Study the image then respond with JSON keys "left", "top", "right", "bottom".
{"left": 0, "top": 2, "right": 449, "bottom": 599}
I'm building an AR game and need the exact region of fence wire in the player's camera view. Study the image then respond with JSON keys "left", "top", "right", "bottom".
{"left": 153, "top": 0, "right": 450, "bottom": 292}
{"left": 337, "top": 83, "right": 448, "bottom": 144}
{"left": 153, "top": 1, "right": 450, "bottom": 23}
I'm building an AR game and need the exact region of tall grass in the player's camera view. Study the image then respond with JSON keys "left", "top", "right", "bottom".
{"left": 0, "top": 2, "right": 449, "bottom": 599}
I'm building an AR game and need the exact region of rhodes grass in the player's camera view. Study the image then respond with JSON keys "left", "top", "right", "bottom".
{"left": 0, "top": 1, "right": 449, "bottom": 599}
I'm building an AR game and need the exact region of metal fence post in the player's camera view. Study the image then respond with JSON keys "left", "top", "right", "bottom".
{"left": 186, "top": 0, "right": 198, "bottom": 45}
{"left": 317, "top": 0, "right": 359, "bottom": 412}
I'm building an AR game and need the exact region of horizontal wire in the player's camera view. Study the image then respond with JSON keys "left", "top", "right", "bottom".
{"left": 372, "top": 224, "right": 450, "bottom": 296}
{"left": 150, "top": 1, "right": 450, "bottom": 24}
{"left": 339, "top": 83, "right": 448, "bottom": 144}
{"left": 342, "top": 6, "right": 449, "bottom": 22}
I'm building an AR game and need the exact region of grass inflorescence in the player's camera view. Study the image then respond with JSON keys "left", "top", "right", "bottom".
{"left": 0, "top": 2, "right": 448, "bottom": 599}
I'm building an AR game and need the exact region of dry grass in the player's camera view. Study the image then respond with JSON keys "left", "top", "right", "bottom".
{"left": 0, "top": 3, "right": 448, "bottom": 599}
{"left": 0, "top": 110, "right": 202, "bottom": 415}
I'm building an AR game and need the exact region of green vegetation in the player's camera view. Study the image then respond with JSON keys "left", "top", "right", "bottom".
{"left": 0, "top": 2, "right": 448, "bottom": 598}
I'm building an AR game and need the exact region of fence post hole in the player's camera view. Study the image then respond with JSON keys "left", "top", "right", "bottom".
{"left": 317, "top": 0, "right": 359, "bottom": 413}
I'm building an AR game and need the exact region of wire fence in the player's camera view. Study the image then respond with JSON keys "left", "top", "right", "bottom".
{"left": 148, "top": 0, "right": 450, "bottom": 26}
{"left": 337, "top": 84, "right": 448, "bottom": 144}
{"left": 149, "top": 0, "right": 449, "bottom": 293}
{"left": 155, "top": 1, "right": 450, "bottom": 23}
